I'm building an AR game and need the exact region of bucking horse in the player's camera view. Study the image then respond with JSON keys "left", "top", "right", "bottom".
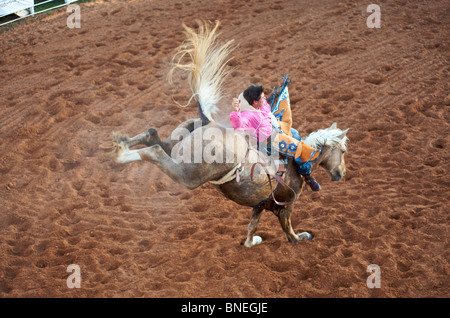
{"left": 103, "top": 21, "right": 349, "bottom": 247}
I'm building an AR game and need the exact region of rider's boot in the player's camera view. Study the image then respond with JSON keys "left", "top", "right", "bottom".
{"left": 302, "top": 173, "right": 321, "bottom": 191}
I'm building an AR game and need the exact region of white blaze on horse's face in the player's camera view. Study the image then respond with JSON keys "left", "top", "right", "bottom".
{"left": 321, "top": 146, "right": 346, "bottom": 181}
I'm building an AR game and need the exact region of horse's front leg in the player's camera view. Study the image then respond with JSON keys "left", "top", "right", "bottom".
{"left": 275, "top": 205, "right": 312, "bottom": 243}
{"left": 244, "top": 206, "right": 264, "bottom": 247}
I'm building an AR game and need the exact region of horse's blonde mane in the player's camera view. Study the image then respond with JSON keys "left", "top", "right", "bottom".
{"left": 303, "top": 125, "right": 349, "bottom": 151}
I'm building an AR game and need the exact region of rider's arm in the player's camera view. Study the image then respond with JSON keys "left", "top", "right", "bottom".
{"left": 230, "top": 110, "right": 250, "bottom": 129}
{"left": 230, "top": 98, "right": 250, "bottom": 129}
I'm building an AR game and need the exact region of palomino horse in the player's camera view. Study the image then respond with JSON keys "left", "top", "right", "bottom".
{"left": 103, "top": 21, "right": 349, "bottom": 247}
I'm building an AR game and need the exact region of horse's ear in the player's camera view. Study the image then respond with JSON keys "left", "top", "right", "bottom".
{"left": 338, "top": 128, "right": 350, "bottom": 139}
{"left": 330, "top": 122, "right": 337, "bottom": 130}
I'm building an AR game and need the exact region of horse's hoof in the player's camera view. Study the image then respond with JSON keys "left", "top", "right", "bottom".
{"left": 253, "top": 236, "right": 263, "bottom": 245}
{"left": 245, "top": 236, "right": 263, "bottom": 248}
{"left": 100, "top": 141, "right": 127, "bottom": 163}
{"left": 112, "top": 131, "right": 129, "bottom": 144}
{"left": 297, "top": 232, "right": 313, "bottom": 241}
{"left": 99, "top": 141, "right": 116, "bottom": 154}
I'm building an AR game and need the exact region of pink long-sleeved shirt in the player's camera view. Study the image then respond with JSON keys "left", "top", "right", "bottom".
{"left": 229, "top": 99, "right": 272, "bottom": 142}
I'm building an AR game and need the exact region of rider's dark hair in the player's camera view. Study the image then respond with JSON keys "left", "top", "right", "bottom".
{"left": 243, "top": 85, "right": 264, "bottom": 106}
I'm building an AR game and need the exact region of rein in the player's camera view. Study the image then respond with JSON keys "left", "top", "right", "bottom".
{"left": 212, "top": 137, "right": 304, "bottom": 207}
{"left": 250, "top": 160, "right": 297, "bottom": 207}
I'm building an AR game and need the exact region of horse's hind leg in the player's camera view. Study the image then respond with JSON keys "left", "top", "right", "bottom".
{"left": 113, "top": 128, "right": 171, "bottom": 154}
{"left": 275, "top": 205, "right": 312, "bottom": 243}
{"left": 108, "top": 143, "right": 222, "bottom": 189}
{"left": 244, "top": 206, "right": 264, "bottom": 247}
{"left": 112, "top": 118, "right": 201, "bottom": 155}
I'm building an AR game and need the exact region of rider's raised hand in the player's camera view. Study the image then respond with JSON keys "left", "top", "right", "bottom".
{"left": 232, "top": 98, "right": 241, "bottom": 112}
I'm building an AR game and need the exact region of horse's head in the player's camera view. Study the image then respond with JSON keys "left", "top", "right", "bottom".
{"left": 304, "top": 123, "right": 349, "bottom": 182}
{"left": 320, "top": 140, "right": 347, "bottom": 181}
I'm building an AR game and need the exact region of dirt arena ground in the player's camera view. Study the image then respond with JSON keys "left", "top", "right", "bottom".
{"left": 0, "top": 0, "right": 448, "bottom": 298}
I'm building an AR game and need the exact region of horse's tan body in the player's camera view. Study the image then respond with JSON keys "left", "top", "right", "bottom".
{"left": 106, "top": 119, "right": 348, "bottom": 247}
{"left": 104, "top": 21, "right": 349, "bottom": 247}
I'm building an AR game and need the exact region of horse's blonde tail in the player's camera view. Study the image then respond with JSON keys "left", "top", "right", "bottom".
{"left": 168, "top": 20, "right": 235, "bottom": 124}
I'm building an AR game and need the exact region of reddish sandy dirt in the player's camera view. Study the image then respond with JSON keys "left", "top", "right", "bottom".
{"left": 0, "top": 0, "right": 448, "bottom": 298}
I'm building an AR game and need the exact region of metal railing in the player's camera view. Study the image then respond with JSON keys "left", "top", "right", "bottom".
{"left": 0, "top": 0, "right": 78, "bottom": 27}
